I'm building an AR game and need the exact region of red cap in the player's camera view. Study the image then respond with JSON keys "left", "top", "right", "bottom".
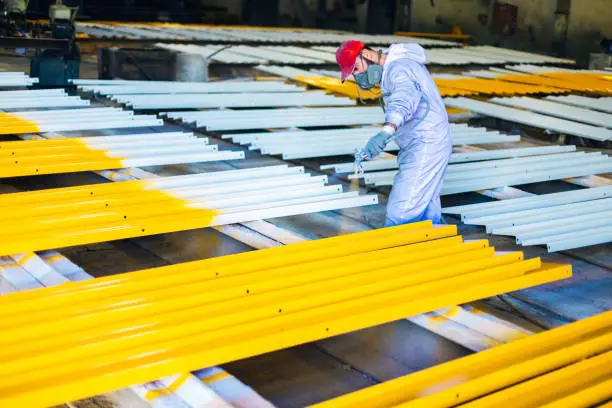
{"left": 336, "top": 40, "right": 365, "bottom": 82}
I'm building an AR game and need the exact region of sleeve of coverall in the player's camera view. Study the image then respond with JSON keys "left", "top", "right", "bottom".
{"left": 384, "top": 64, "right": 423, "bottom": 129}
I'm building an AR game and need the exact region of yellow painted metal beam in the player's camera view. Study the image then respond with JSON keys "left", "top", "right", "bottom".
{"left": 0, "top": 224, "right": 570, "bottom": 406}
{"left": 312, "top": 310, "right": 609, "bottom": 408}
{"left": 293, "top": 76, "right": 476, "bottom": 100}
{"left": 434, "top": 77, "right": 568, "bottom": 96}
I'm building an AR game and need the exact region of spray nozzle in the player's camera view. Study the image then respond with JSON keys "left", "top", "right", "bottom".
{"left": 353, "top": 148, "right": 367, "bottom": 177}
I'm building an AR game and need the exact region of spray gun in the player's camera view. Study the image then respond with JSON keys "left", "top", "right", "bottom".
{"left": 353, "top": 148, "right": 367, "bottom": 177}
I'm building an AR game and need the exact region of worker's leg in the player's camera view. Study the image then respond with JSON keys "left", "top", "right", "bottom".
{"left": 385, "top": 137, "right": 451, "bottom": 227}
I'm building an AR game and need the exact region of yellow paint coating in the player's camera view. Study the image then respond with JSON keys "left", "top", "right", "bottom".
{"left": 0, "top": 178, "right": 218, "bottom": 256}
{"left": 0, "top": 113, "right": 40, "bottom": 134}
{"left": 295, "top": 75, "right": 382, "bottom": 100}
{"left": 0, "top": 221, "right": 572, "bottom": 406}
{"left": 0, "top": 138, "right": 126, "bottom": 178}
{"left": 200, "top": 372, "right": 231, "bottom": 385}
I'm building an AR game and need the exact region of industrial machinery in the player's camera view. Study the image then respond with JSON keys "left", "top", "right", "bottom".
{"left": 29, "top": 0, "right": 80, "bottom": 86}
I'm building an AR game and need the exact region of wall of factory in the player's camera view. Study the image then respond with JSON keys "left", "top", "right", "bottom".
{"left": 409, "top": 0, "right": 611, "bottom": 65}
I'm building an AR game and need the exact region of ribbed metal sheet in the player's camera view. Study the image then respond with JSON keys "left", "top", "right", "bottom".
{"left": 315, "top": 311, "right": 612, "bottom": 408}
{"left": 77, "top": 80, "right": 303, "bottom": 95}
{"left": 322, "top": 145, "right": 575, "bottom": 174}
{"left": 0, "top": 89, "right": 89, "bottom": 109}
{"left": 164, "top": 106, "right": 385, "bottom": 131}
{"left": 77, "top": 22, "right": 457, "bottom": 46}
{"left": 0, "top": 165, "right": 377, "bottom": 255}
{"left": 0, "top": 107, "right": 163, "bottom": 134}
{"left": 0, "top": 132, "right": 243, "bottom": 178}
{"left": 444, "top": 97, "right": 612, "bottom": 141}
{"left": 113, "top": 91, "right": 354, "bottom": 109}
{"left": 226, "top": 125, "right": 520, "bottom": 160}
{"left": 491, "top": 97, "right": 612, "bottom": 128}
{"left": 0, "top": 220, "right": 571, "bottom": 406}
{"left": 312, "top": 45, "right": 574, "bottom": 66}
{"left": 545, "top": 95, "right": 612, "bottom": 114}
{"left": 442, "top": 186, "right": 612, "bottom": 252}
{"left": 0, "top": 72, "right": 39, "bottom": 87}
{"left": 358, "top": 152, "right": 612, "bottom": 198}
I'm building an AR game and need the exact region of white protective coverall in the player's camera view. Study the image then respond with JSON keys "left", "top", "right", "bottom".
{"left": 380, "top": 43, "right": 452, "bottom": 226}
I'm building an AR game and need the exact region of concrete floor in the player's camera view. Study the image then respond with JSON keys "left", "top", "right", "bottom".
{"left": 2, "top": 53, "right": 611, "bottom": 406}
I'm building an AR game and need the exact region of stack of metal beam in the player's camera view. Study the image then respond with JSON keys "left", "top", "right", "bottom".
{"left": 546, "top": 95, "right": 612, "bottom": 113}
{"left": 0, "top": 165, "right": 377, "bottom": 254}
{"left": 74, "top": 78, "right": 354, "bottom": 109}
{"left": 490, "top": 97, "right": 612, "bottom": 128}
{"left": 0, "top": 89, "right": 90, "bottom": 110}
{"left": 0, "top": 221, "right": 571, "bottom": 406}
{"left": 443, "top": 186, "right": 612, "bottom": 252}
{"left": 444, "top": 97, "right": 612, "bottom": 142}
{"left": 315, "top": 311, "right": 610, "bottom": 408}
{"left": 322, "top": 145, "right": 575, "bottom": 173}
{"left": 77, "top": 22, "right": 456, "bottom": 47}
{"left": 311, "top": 45, "right": 575, "bottom": 66}
{"left": 0, "top": 132, "right": 243, "bottom": 178}
{"left": 355, "top": 150, "right": 612, "bottom": 196}
{"left": 0, "top": 72, "right": 39, "bottom": 87}
{"left": 165, "top": 106, "right": 384, "bottom": 131}
{"left": 0, "top": 106, "right": 163, "bottom": 134}
{"left": 111, "top": 90, "right": 354, "bottom": 109}
{"left": 75, "top": 79, "right": 305, "bottom": 95}
{"left": 225, "top": 124, "right": 521, "bottom": 160}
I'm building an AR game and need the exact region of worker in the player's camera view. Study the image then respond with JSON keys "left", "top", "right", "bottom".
{"left": 336, "top": 40, "right": 452, "bottom": 226}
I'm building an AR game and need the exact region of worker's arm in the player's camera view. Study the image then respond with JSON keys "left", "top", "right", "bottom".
{"left": 361, "top": 64, "right": 423, "bottom": 160}
{"left": 383, "top": 63, "right": 423, "bottom": 130}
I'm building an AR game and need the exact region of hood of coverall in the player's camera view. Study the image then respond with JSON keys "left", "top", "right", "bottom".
{"left": 384, "top": 43, "right": 427, "bottom": 67}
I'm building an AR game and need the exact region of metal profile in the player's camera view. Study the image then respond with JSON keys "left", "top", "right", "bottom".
{"left": 443, "top": 185, "right": 612, "bottom": 219}
{"left": 447, "top": 194, "right": 612, "bottom": 251}
{"left": 0, "top": 133, "right": 243, "bottom": 178}
{"left": 242, "top": 127, "right": 520, "bottom": 160}
{"left": 0, "top": 221, "right": 572, "bottom": 406}
{"left": 0, "top": 254, "right": 245, "bottom": 408}
{"left": 491, "top": 97, "right": 612, "bottom": 128}
{"left": 0, "top": 165, "right": 377, "bottom": 255}
{"left": 359, "top": 153, "right": 612, "bottom": 196}
{"left": 78, "top": 22, "right": 456, "bottom": 47}
{"left": 545, "top": 95, "right": 612, "bottom": 114}
{"left": 77, "top": 81, "right": 303, "bottom": 95}
{"left": 165, "top": 106, "right": 386, "bottom": 131}
{"left": 311, "top": 45, "right": 573, "bottom": 65}
{"left": 0, "top": 107, "right": 163, "bottom": 134}
{"left": 0, "top": 72, "right": 39, "bottom": 87}
{"left": 313, "top": 311, "right": 610, "bottom": 408}
{"left": 323, "top": 145, "right": 575, "bottom": 174}
{"left": 113, "top": 91, "right": 354, "bottom": 109}
{"left": 444, "top": 97, "right": 612, "bottom": 141}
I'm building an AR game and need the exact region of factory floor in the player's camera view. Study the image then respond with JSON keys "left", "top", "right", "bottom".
{"left": 2, "top": 54, "right": 611, "bottom": 407}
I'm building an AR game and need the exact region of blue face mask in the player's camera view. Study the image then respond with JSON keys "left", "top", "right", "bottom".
{"left": 354, "top": 50, "right": 383, "bottom": 90}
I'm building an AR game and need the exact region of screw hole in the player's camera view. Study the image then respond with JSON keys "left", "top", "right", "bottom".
{"left": 278, "top": 308, "right": 282, "bottom": 313}
{"left": 215, "top": 272, "right": 219, "bottom": 276}
{"left": 123, "top": 215, "right": 127, "bottom": 219}
{"left": 141, "top": 229, "right": 145, "bottom": 232}
{"left": 325, "top": 328, "right": 329, "bottom": 332}
{"left": 14, "top": 160, "right": 18, "bottom": 164}
{"left": 246, "top": 289, "right": 250, "bottom": 294}
{"left": 105, "top": 203, "right": 109, "bottom": 207}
